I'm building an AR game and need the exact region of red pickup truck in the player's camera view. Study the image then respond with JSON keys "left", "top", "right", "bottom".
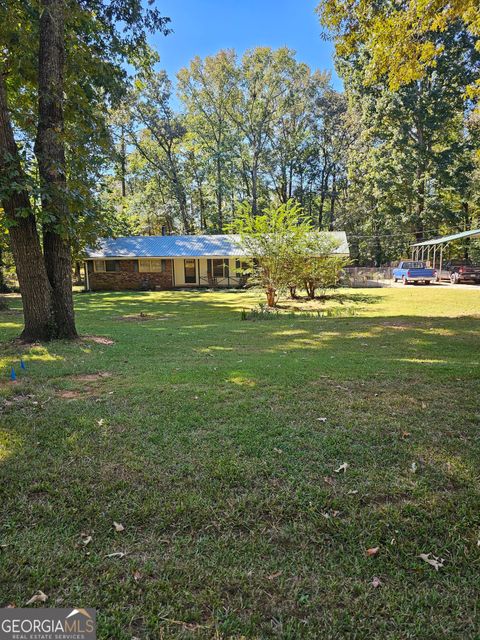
{"left": 437, "top": 261, "right": 480, "bottom": 285}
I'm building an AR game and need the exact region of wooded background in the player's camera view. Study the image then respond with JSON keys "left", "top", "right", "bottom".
{"left": 0, "top": 0, "right": 479, "bottom": 339}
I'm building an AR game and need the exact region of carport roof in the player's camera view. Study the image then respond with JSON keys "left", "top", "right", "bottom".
{"left": 412, "top": 229, "right": 480, "bottom": 247}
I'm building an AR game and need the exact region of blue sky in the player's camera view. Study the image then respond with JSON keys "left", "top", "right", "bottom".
{"left": 150, "top": 0, "right": 342, "bottom": 90}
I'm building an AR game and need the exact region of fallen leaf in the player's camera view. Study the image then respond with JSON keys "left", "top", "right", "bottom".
{"left": 317, "top": 417, "right": 327, "bottom": 423}
{"left": 410, "top": 462, "right": 417, "bottom": 473}
{"left": 421, "top": 402, "right": 427, "bottom": 409}
{"left": 97, "top": 419, "right": 104, "bottom": 426}
{"left": 105, "top": 551, "right": 126, "bottom": 559}
{"left": 267, "top": 571, "right": 282, "bottom": 580}
{"left": 418, "top": 552, "right": 444, "bottom": 570}
{"left": 113, "top": 521, "right": 125, "bottom": 532}
{"left": 133, "top": 570, "right": 142, "bottom": 582}
{"left": 371, "top": 576, "right": 382, "bottom": 588}
{"left": 347, "top": 489, "right": 358, "bottom": 495}
{"left": 26, "top": 590, "right": 48, "bottom": 605}
{"left": 80, "top": 535, "right": 92, "bottom": 546}
{"left": 367, "top": 547, "right": 379, "bottom": 557}
{"left": 323, "top": 476, "right": 334, "bottom": 486}
{"left": 402, "top": 431, "right": 411, "bottom": 439}
{"left": 273, "top": 447, "right": 282, "bottom": 454}
{"left": 334, "top": 462, "right": 349, "bottom": 474}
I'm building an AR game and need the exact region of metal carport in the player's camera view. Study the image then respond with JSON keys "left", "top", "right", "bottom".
{"left": 411, "top": 229, "right": 480, "bottom": 276}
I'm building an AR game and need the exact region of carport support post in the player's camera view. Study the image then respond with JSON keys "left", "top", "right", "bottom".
{"left": 439, "top": 244, "right": 444, "bottom": 281}
{"left": 432, "top": 245, "right": 436, "bottom": 272}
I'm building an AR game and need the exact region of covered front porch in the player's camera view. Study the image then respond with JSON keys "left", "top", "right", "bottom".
{"left": 172, "top": 257, "right": 248, "bottom": 288}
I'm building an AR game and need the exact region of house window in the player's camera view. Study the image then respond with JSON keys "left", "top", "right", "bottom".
{"left": 106, "top": 260, "right": 119, "bottom": 272}
{"left": 94, "top": 260, "right": 106, "bottom": 272}
{"left": 184, "top": 259, "right": 197, "bottom": 283}
{"left": 139, "top": 259, "right": 167, "bottom": 273}
{"left": 212, "top": 259, "right": 229, "bottom": 278}
{"left": 207, "top": 259, "right": 229, "bottom": 279}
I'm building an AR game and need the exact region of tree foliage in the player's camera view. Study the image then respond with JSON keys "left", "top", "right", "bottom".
{"left": 316, "top": 0, "right": 480, "bottom": 97}
{"left": 228, "top": 200, "right": 347, "bottom": 306}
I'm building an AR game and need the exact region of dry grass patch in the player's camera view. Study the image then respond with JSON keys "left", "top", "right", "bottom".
{"left": 72, "top": 371, "right": 112, "bottom": 383}
{"left": 81, "top": 335, "right": 115, "bottom": 345}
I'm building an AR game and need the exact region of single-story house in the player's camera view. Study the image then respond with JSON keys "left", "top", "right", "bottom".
{"left": 84, "top": 233, "right": 349, "bottom": 291}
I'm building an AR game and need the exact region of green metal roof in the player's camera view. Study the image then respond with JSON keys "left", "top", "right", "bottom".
{"left": 412, "top": 229, "right": 480, "bottom": 247}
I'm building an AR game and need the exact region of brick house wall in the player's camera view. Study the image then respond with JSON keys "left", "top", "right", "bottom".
{"left": 88, "top": 259, "right": 173, "bottom": 291}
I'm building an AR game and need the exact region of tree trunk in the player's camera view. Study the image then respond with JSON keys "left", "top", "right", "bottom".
{"left": 120, "top": 128, "right": 127, "bottom": 199}
{"left": 0, "top": 70, "right": 55, "bottom": 341}
{"left": 266, "top": 286, "right": 276, "bottom": 307}
{"left": 0, "top": 246, "right": 8, "bottom": 293}
{"left": 251, "top": 154, "right": 259, "bottom": 216}
{"left": 329, "top": 168, "right": 336, "bottom": 231}
{"left": 35, "top": 0, "right": 77, "bottom": 338}
{"left": 74, "top": 260, "right": 82, "bottom": 285}
{"left": 216, "top": 155, "right": 223, "bottom": 231}
{"left": 305, "top": 280, "right": 315, "bottom": 299}
{"left": 462, "top": 201, "right": 470, "bottom": 261}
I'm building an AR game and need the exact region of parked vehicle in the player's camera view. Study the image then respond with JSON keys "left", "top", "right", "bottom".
{"left": 436, "top": 260, "right": 480, "bottom": 285}
{"left": 392, "top": 261, "right": 436, "bottom": 285}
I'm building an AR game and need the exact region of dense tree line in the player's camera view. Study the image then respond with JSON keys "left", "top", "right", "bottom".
{"left": 1, "top": 1, "right": 479, "bottom": 340}
{"left": 107, "top": 48, "right": 349, "bottom": 239}
{"left": 108, "top": 34, "right": 480, "bottom": 266}
{"left": 317, "top": 0, "right": 480, "bottom": 264}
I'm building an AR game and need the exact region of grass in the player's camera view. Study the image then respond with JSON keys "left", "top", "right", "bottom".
{"left": 0, "top": 287, "right": 479, "bottom": 639}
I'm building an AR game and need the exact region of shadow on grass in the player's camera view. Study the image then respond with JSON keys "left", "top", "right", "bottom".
{"left": 0, "top": 291, "right": 479, "bottom": 637}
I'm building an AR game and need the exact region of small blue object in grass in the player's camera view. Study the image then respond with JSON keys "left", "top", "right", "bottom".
{"left": 20, "top": 359, "right": 26, "bottom": 370}
{"left": 10, "top": 367, "right": 16, "bottom": 381}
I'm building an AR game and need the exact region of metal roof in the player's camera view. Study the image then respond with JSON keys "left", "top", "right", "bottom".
{"left": 412, "top": 228, "right": 480, "bottom": 247}
{"left": 85, "top": 232, "right": 349, "bottom": 258}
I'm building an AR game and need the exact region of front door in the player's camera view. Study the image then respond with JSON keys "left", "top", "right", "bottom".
{"left": 184, "top": 259, "right": 197, "bottom": 284}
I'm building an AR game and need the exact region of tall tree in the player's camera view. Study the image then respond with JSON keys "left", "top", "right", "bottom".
{"left": 178, "top": 51, "right": 238, "bottom": 231}
{"left": 0, "top": 72, "right": 55, "bottom": 340}
{"left": 317, "top": 0, "right": 480, "bottom": 97}
{"left": 0, "top": 0, "right": 170, "bottom": 340}
{"left": 127, "top": 70, "right": 193, "bottom": 233}
{"left": 227, "top": 48, "right": 293, "bottom": 215}
{"left": 35, "top": 0, "right": 77, "bottom": 338}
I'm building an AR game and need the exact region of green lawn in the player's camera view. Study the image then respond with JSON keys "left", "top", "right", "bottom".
{"left": 0, "top": 287, "right": 479, "bottom": 639}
